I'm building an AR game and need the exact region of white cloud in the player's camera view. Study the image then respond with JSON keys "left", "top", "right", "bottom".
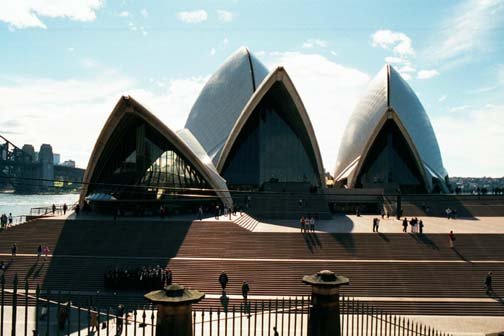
{"left": 0, "top": 0, "right": 104, "bottom": 29}
{"left": 330, "top": 50, "right": 338, "bottom": 56}
{"left": 438, "top": 95, "right": 447, "bottom": 102}
{"left": 399, "top": 72, "right": 412, "bottom": 80}
{"left": 302, "top": 38, "right": 328, "bottom": 49}
{"left": 263, "top": 52, "right": 370, "bottom": 171}
{"left": 222, "top": 37, "right": 229, "bottom": 45}
{"left": 216, "top": 9, "right": 233, "bottom": 22}
{"left": 449, "top": 105, "right": 470, "bottom": 113}
{"left": 209, "top": 48, "right": 216, "bottom": 56}
{"left": 67, "top": 47, "right": 75, "bottom": 52}
{"left": 426, "top": 0, "right": 504, "bottom": 65}
{"left": 176, "top": 10, "right": 208, "bottom": 24}
{"left": 0, "top": 73, "right": 207, "bottom": 168}
{"left": 118, "top": 11, "right": 130, "bottom": 17}
{"left": 384, "top": 56, "right": 404, "bottom": 64}
{"left": 371, "top": 30, "right": 415, "bottom": 57}
{"left": 417, "top": 69, "right": 440, "bottom": 79}
{"left": 140, "top": 9, "right": 149, "bottom": 18}
{"left": 433, "top": 103, "right": 504, "bottom": 176}
{"left": 399, "top": 65, "right": 416, "bottom": 73}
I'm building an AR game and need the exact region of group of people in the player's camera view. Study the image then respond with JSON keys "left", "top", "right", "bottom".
{"left": 104, "top": 265, "right": 172, "bottom": 291}
{"left": 300, "top": 215, "right": 316, "bottom": 232}
{"left": 0, "top": 213, "right": 13, "bottom": 229}
{"left": 214, "top": 204, "right": 240, "bottom": 220}
{"left": 401, "top": 217, "right": 424, "bottom": 233}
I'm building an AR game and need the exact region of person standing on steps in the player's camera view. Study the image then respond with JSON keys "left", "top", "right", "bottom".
{"left": 219, "top": 271, "right": 229, "bottom": 290}
{"left": 448, "top": 230, "right": 456, "bottom": 248}
{"left": 485, "top": 271, "right": 493, "bottom": 295}
{"left": 402, "top": 218, "right": 408, "bottom": 233}
{"left": 52, "top": 203, "right": 56, "bottom": 214}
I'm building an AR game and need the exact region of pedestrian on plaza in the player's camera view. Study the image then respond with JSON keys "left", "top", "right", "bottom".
{"left": 419, "top": 220, "right": 424, "bottom": 234}
{"left": 90, "top": 306, "right": 99, "bottom": 332}
{"left": 8, "top": 213, "right": 13, "bottom": 225}
{"left": 300, "top": 216, "right": 305, "bottom": 233}
{"left": 381, "top": 209, "right": 385, "bottom": 219}
{"left": 116, "top": 304, "right": 125, "bottom": 336}
{"left": 375, "top": 218, "right": 380, "bottom": 232}
{"left": 485, "top": 271, "right": 493, "bottom": 294}
{"left": 165, "top": 268, "right": 172, "bottom": 286}
{"left": 372, "top": 218, "right": 377, "bottom": 232}
{"left": 448, "top": 230, "right": 456, "bottom": 248}
{"left": 63, "top": 203, "right": 68, "bottom": 215}
{"left": 74, "top": 204, "right": 80, "bottom": 216}
{"left": 52, "top": 204, "right": 56, "bottom": 214}
{"left": 37, "top": 245, "right": 42, "bottom": 259}
{"left": 402, "top": 218, "right": 408, "bottom": 233}
{"left": 198, "top": 206, "right": 203, "bottom": 220}
{"left": 215, "top": 205, "right": 220, "bottom": 220}
{"left": 241, "top": 281, "right": 250, "bottom": 300}
{"left": 309, "top": 216, "right": 315, "bottom": 232}
{"left": 273, "top": 326, "right": 279, "bottom": 336}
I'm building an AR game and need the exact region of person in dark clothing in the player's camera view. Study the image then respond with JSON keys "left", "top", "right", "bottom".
{"left": 116, "top": 304, "right": 125, "bottom": 335}
{"left": 273, "top": 326, "right": 279, "bottom": 336}
{"left": 74, "top": 204, "right": 80, "bottom": 216}
{"left": 485, "top": 271, "right": 493, "bottom": 294}
{"left": 402, "top": 218, "right": 408, "bottom": 233}
{"left": 37, "top": 245, "right": 42, "bottom": 259}
{"left": 419, "top": 220, "right": 424, "bottom": 234}
{"left": 63, "top": 203, "right": 68, "bottom": 215}
{"left": 52, "top": 204, "right": 56, "bottom": 214}
{"left": 166, "top": 268, "right": 173, "bottom": 286}
{"left": 241, "top": 281, "right": 250, "bottom": 300}
{"left": 11, "top": 243, "right": 17, "bottom": 257}
{"left": 219, "top": 271, "right": 229, "bottom": 290}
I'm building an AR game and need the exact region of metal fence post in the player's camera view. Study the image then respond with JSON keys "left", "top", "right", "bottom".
{"left": 24, "top": 280, "right": 28, "bottom": 336}
{"left": 0, "top": 275, "right": 4, "bottom": 336}
{"left": 11, "top": 274, "right": 18, "bottom": 336}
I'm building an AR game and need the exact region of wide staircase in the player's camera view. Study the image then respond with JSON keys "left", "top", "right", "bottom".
{"left": 399, "top": 195, "right": 504, "bottom": 217}
{"left": 0, "top": 217, "right": 503, "bottom": 316}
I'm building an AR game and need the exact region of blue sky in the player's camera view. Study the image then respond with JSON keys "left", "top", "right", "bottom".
{"left": 1, "top": 0, "right": 503, "bottom": 176}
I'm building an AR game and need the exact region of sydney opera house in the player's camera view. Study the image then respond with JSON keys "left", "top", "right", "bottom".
{"left": 80, "top": 48, "right": 449, "bottom": 213}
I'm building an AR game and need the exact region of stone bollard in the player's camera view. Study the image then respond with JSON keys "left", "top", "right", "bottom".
{"left": 303, "top": 270, "right": 349, "bottom": 336}
{"left": 144, "top": 283, "right": 205, "bottom": 336}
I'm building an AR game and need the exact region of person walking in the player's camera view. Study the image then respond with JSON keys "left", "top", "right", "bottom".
{"left": 219, "top": 271, "right": 229, "bottom": 290}
{"left": 43, "top": 245, "right": 50, "bottom": 260}
{"left": 372, "top": 218, "right": 377, "bottom": 232}
{"left": 198, "top": 206, "right": 203, "bottom": 221}
{"left": 448, "top": 230, "right": 456, "bottom": 248}
{"left": 241, "top": 281, "right": 250, "bottom": 300}
{"left": 63, "top": 203, "right": 68, "bottom": 215}
{"left": 309, "top": 216, "right": 315, "bottom": 232}
{"left": 300, "top": 216, "right": 305, "bottom": 233}
{"left": 37, "top": 245, "right": 42, "bottom": 259}
{"left": 419, "top": 220, "right": 424, "bottom": 234}
{"left": 52, "top": 204, "right": 56, "bottom": 214}
{"left": 485, "top": 271, "right": 493, "bottom": 294}
{"left": 8, "top": 213, "right": 12, "bottom": 226}
{"left": 402, "top": 218, "right": 408, "bottom": 233}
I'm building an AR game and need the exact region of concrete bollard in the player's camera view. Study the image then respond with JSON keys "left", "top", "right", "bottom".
{"left": 303, "top": 270, "right": 349, "bottom": 336}
{"left": 144, "top": 283, "right": 205, "bottom": 336}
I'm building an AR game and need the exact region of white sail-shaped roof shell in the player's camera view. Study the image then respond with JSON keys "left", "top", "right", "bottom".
{"left": 334, "top": 65, "right": 448, "bottom": 192}
{"left": 80, "top": 96, "right": 232, "bottom": 207}
{"left": 185, "top": 47, "right": 269, "bottom": 165}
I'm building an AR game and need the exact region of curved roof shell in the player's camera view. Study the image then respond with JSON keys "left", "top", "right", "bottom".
{"left": 334, "top": 65, "right": 448, "bottom": 192}
{"left": 185, "top": 47, "right": 269, "bottom": 165}
{"left": 80, "top": 96, "right": 232, "bottom": 207}
{"left": 217, "top": 66, "right": 326, "bottom": 187}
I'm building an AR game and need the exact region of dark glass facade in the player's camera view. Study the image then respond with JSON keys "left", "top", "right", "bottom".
{"left": 355, "top": 119, "right": 426, "bottom": 193}
{"left": 88, "top": 114, "right": 214, "bottom": 201}
{"left": 221, "top": 82, "right": 320, "bottom": 189}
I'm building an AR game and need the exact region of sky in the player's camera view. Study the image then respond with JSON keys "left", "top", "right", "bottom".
{"left": 1, "top": 0, "right": 503, "bottom": 177}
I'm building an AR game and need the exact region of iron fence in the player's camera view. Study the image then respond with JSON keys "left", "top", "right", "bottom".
{"left": 0, "top": 276, "right": 453, "bottom": 336}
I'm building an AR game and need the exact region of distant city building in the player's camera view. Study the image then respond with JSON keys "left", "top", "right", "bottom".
{"left": 61, "top": 160, "right": 76, "bottom": 168}
{"left": 53, "top": 153, "right": 61, "bottom": 165}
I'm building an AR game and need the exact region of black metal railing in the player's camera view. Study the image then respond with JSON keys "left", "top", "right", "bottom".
{"left": 0, "top": 276, "right": 454, "bottom": 336}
